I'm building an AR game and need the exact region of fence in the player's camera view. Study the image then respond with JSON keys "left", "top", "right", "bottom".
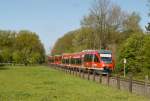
{"left": 50, "top": 65, "right": 150, "bottom": 97}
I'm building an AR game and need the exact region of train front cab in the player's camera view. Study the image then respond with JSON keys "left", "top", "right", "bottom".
{"left": 83, "top": 50, "right": 114, "bottom": 74}
{"left": 99, "top": 50, "right": 114, "bottom": 74}
{"left": 54, "top": 55, "right": 62, "bottom": 65}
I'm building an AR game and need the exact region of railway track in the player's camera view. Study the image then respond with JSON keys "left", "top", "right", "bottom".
{"left": 49, "top": 64, "right": 150, "bottom": 97}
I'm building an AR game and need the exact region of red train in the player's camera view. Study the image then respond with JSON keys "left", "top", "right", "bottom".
{"left": 48, "top": 49, "right": 115, "bottom": 74}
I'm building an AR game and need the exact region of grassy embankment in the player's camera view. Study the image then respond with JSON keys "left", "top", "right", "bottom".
{"left": 0, "top": 66, "right": 149, "bottom": 101}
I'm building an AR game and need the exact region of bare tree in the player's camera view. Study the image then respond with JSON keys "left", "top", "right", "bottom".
{"left": 81, "top": 0, "right": 127, "bottom": 49}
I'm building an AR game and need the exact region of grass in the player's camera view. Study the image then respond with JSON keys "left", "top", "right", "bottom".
{"left": 0, "top": 66, "right": 149, "bottom": 101}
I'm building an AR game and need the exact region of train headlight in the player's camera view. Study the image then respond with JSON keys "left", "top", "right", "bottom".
{"left": 102, "top": 64, "right": 105, "bottom": 67}
{"left": 93, "top": 64, "right": 97, "bottom": 66}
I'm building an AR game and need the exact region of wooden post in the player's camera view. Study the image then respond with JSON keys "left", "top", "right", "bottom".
{"left": 69, "top": 68, "right": 71, "bottom": 75}
{"left": 107, "top": 74, "right": 110, "bottom": 86}
{"left": 73, "top": 68, "right": 74, "bottom": 75}
{"left": 63, "top": 67, "right": 65, "bottom": 73}
{"left": 79, "top": 69, "right": 81, "bottom": 77}
{"left": 72, "top": 68, "right": 73, "bottom": 75}
{"left": 74, "top": 68, "right": 75, "bottom": 76}
{"left": 70, "top": 68, "right": 72, "bottom": 75}
{"left": 88, "top": 70, "right": 90, "bottom": 80}
{"left": 93, "top": 70, "right": 96, "bottom": 81}
{"left": 67, "top": 67, "right": 70, "bottom": 74}
{"left": 74, "top": 68, "right": 76, "bottom": 76}
{"left": 82, "top": 70, "right": 84, "bottom": 79}
{"left": 78, "top": 69, "right": 79, "bottom": 76}
{"left": 67, "top": 68, "right": 69, "bottom": 73}
{"left": 75, "top": 68, "right": 77, "bottom": 76}
{"left": 117, "top": 75, "right": 120, "bottom": 89}
{"left": 66, "top": 67, "right": 68, "bottom": 73}
{"left": 68, "top": 68, "right": 69, "bottom": 73}
{"left": 66, "top": 67, "right": 67, "bottom": 73}
{"left": 144, "top": 75, "right": 149, "bottom": 96}
{"left": 76, "top": 68, "right": 78, "bottom": 76}
{"left": 129, "top": 75, "right": 132, "bottom": 93}
{"left": 81, "top": 69, "right": 83, "bottom": 78}
{"left": 71, "top": 68, "right": 73, "bottom": 75}
{"left": 99, "top": 74, "right": 102, "bottom": 83}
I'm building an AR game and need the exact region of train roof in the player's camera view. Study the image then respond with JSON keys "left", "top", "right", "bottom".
{"left": 54, "top": 55, "right": 62, "bottom": 56}
{"left": 98, "top": 50, "right": 112, "bottom": 54}
{"left": 82, "top": 50, "right": 112, "bottom": 54}
{"left": 53, "top": 50, "right": 112, "bottom": 57}
{"left": 82, "top": 50, "right": 98, "bottom": 52}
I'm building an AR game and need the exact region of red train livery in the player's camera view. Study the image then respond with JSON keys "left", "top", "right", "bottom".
{"left": 48, "top": 49, "right": 115, "bottom": 74}
{"left": 48, "top": 55, "right": 62, "bottom": 65}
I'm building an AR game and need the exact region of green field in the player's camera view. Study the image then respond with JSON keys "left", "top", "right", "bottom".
{"left": 0, "top": 66, "right": 149, "bottom": 101}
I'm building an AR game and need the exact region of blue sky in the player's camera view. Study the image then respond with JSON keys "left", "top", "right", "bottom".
{"left": 0, "top": 0, "right": 149, "bottom": 54}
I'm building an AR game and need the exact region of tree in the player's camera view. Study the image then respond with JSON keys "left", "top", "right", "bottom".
{"left": 72, "top": 28, "right": 96, "bottom": 51}
{"left": 81, "top": 0, "right": 127, "bottom": 49}
{"left": 117, "top": 33, "right": 145, "bottom": 74}
{"left": 52, "top": 31, "right": 75, "bottom": 55}
{"left": 142, "top": 35, "right": 150, "bottom": 69}
{"left": 122, "top": 12, "right": 142, "bottom": 35}
{"left": 14, "top": 30, "right": 45, "bottom": 65}
{"left": 12, "top": 51, "right": 22, "bottom": 64}
{"left": 0, "top": 30, "right": 16, "bottom": 63}
{"left": 0, "top": 30, "right": 45, "bottom": 65}
{"left": 1, "top": 48, "right": 12, "bottom": 63}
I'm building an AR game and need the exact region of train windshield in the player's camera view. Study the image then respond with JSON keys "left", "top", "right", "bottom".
{"left": 100, "top": 54, "right": 112, "bottom": 63}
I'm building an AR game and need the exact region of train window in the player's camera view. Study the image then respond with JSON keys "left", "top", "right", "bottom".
{"left": 84, "top": 54, "right": 99, "bottom": 62}
{"left": 49, "top": 59, "right": 54, "bottom": 63}
{"left": 84, "top": 54, "right": 88, "bottom": 62}
{"left": 89, "top": 54, "right": 93, "bottom": 62}
{"left": 94, "top": 55, "right": 99, "bottom": 62}
{"left": 73, "top": 58, "right": 75, "bottom": 64}
{"left": 67, "top": 59, "right": 69, "bottom": 64}
{"left": 86, "top": 54, "right": 89, "bottom": 62}
{"left": 71, "top": 58, "right": 73, "bottom": 64}
{"left": 75, "top": 59, "right": 77, "bottom": 64}
{"left": 84, "top": 54, "right": 93, "bottom": 62}
{"left": 66, "top": 59, "right": 68, "bottom": 64}
{"left": 76, "top": 59, "right": 78, "bottom": 64}
{"left": 63, "top": 59, "right": 66, "bottom": 64}
{"left": 74, "top": 59, "right": 77, "bottom": 64}
{"left": 87, "top": 54, "right": 89, "bottom": 62}
{"left": 74, "top": 58, "right": 75, "bottom": 64}
{"left": 76, "top": 58, "right": 81, "bottom": 65}
{"left": 79, "top": 58, "right": 81, "bottom": 64}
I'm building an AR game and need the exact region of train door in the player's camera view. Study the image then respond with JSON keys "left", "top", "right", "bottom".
{"left": 92, "top": 54, "right": 100, "bottom": 69}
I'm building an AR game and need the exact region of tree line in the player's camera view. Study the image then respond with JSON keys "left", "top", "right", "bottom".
{"left": 0, "top": 30, "right": 45, "bottom": 65}
{"left": 52, "top": 0, "right": 150, "bottom": 77}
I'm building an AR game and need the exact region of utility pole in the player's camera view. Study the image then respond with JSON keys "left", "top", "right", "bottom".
{"left": 123, "top": 58, "right": 127, "bottom": 78}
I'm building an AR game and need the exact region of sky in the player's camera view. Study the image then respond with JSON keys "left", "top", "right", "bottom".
{"left": 0, "top": 0, "right": 149, "bottom": 54}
